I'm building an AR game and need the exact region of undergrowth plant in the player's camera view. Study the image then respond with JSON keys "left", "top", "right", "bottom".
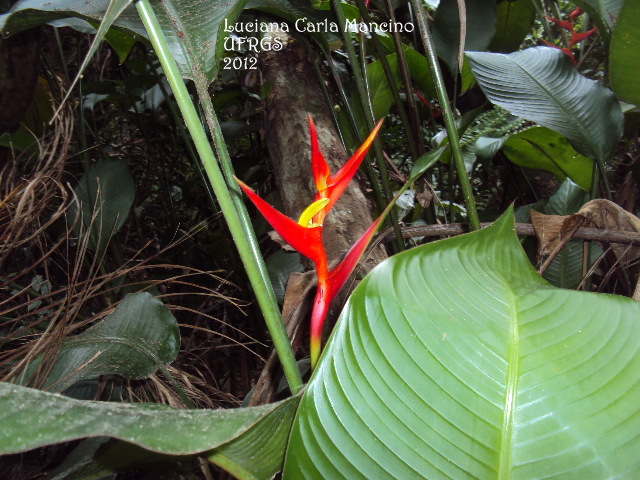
{"left": 1, "top": 0, "right": 639, "bottom": 478}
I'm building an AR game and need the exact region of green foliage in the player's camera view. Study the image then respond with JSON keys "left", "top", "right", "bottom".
{"left": 68, "top": 158, "right": 135, "bottom": 257}
{"left": 489, "top": 0, "right": 535, "bottom": 53}
{"left": 432, "top": 0, "right": 497, "bottom": 74}
{"left": 0, "top": 382, "right": 300, "bottom": 479}
{"left": 467, "top": 47, "right": 624, "bottom": 164}
{"left": 609, "top": 0, "right": 640, "bottom": 107}
{"left": 16, "top": 293, "right": 180, "bottom": 393}
{"left": 502, "top": 127, "right": 593, "bottom": 190}
{"left": 0, "top": 0, "right": 637, "bottom": 477}
{"left": 284, "top": 208, "right": 640, "bottom": 478}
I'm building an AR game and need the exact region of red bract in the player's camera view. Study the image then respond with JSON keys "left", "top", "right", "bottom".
{"left": 569, "top": 27, "right": 597, "bottom": 47}
{"left": 569, "top": 7, "right": 583, "bottom": 20}
{"left": 545, "top": 15, "right": 573, "bottom": 32}
{"left": 237, "top": 118, "right": 384, "bottom": 368}
{"left": 309, "top": 116, "right": 383, "bottom": 224}
{"left": 543, "top": 9, "right": 597, "bottom": 65}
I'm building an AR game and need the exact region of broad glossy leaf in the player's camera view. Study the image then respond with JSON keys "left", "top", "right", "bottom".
{"left": 69, "top": 158, "right": 135, "bottom": 257}
{"left": 0, "top": 382, "right": 300, "bottom": 479}
{"left": 366, "top": 47, "right": 437, "bottom": 121}
{"left": 0, "top": 0, "right": 246, "bottom": 84}
{"left": 489, "top": 0, "right": 535, "bottom": 53}
{"left": 467, "top": 47, "right": 624, "bottom": 163}
{"left": 610, "top": 0, "right": 640, "bottom": 107}
{"left": 502, "top": 126, "right": 593, "bottom": 190}
{"left": 283, "top": 208, "right": 640, "bottom": 478}
{"left": 17, "top": 293, "right": 179, "bottom": 393}
{"left": 432, "top": 0, "right": 497, "bottom": 74}
{"left": 575, "top": 0, "right": 622, "bottom": 36}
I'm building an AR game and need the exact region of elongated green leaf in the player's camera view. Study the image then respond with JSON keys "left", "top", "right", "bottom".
{"left": 284, "top": 208, "right": 640, "bottom": 478}
{"left": 366, "top": 47, "right": 437, "bottom": 121}
{"left": 0, "top": 382, "right": 300, "bottom": 479}
{"left": 432, "top": 0, "right": 497, "bottom": 74}
{"left": 49, "top": 392, "right": 298, "bottom": 480}
{"left": 69, "top": 158, "right": 135, "bottom": 257}
{"left": 610, "top": 0, "right": 640, "bottom": 107}
{"left": 489, "top": 0, "right": 535, "bottom": 53}
{"left": 18, "top": 293, "right": 179, "bottom": 393}
{"left": 0, "top": 0, "right": 246, "bottom": 84}
{"left": 575, "top": 0, "right": 622, "bottom": 36}
{"left": 502, "top": 126, "right": 593, "bottom": 190}
{"left": 466, "top": 47, "right": 624, "bottom": 163}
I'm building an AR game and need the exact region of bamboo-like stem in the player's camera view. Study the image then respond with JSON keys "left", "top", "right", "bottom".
{"left": 331, "top": 0, "right": 404, "bottom": 251}
{"left": 135, "top": 0, "right": 302, "bottom": 394}
{"left": 354, "top": 0, "right": 420, "bottom": 161}
{"left": 410, "top": 0, "right": 480, "bottom": 230}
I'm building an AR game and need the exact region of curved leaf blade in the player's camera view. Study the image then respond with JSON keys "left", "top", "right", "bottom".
{"left": 609, "top": 0, "right": 640, "bottom": 107}
{"left": 466, "top": 47, "right": 623, "bottom": 162}
{"left": 0, "top": 0, "right": 246, "bottom": 84}
{"left": 489, "top": 0, "right": 535, "bottom": 53}
{"left": 69, "top": 158, "right": 135, "bottom": 257}
{"left": 502, "top": 126, "right": 593, "bottom": 190}
{"left": 432, "top": 0, "right": 497, "bottom": 74}
{"left": 18, "top": 293, "right": 179, "bottom": 393}
{"left": 0, "top": 381, "right": 299, "bottom": 477}
{"left": 284, "top": 208, "right": 640, "bottom": 478}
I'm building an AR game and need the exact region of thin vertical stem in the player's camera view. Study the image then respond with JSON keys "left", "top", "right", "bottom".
{"left": 331, "top": 0, "right": 404, "bottom": 251}
{"left": 410, "top": 0, "right": 480, "bottom": 230}
{"left": 135, "top": 0, "right": 302, "bottom": 394}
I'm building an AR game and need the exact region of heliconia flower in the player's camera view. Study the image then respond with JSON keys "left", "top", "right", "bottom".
{"left": 544, "top": 8, "right": 596, "bottom": 65}
{"left": 309, "top": 116, "right": 383, "bottom": 224}
{"left": 236, "top": 118, "right": 385, "bottom": 368}
{"left": 413, "top": 89, "right": 442, "bottom": 120}
{"left": 545, "top": 15, "right": 574, "bottom": 32}
{"left": 541, "top": 39, "right": 577, "bottom": 64}
{"left": 569, "top": 7, "right": 583, "bottom": 20}
{"left": 569, "top": 27, "right": 597, "bottom": 47}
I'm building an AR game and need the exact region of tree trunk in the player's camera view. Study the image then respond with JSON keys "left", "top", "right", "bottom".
{"left": 258, "top": 39, "right": 387, "bottom": 273}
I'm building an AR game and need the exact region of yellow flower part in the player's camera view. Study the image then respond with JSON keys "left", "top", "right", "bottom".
{"left": 297, "top": 198, "right": 330, "bottom": 228}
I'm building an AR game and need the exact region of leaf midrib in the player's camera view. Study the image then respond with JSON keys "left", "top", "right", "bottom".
{"left": 498, "top": 287, "right": 519, "bottom": 479}
{"left": 510, "top": 52, "right": 597, "bottom": 159}
{"left": 474, "top": 49, "right": 601, "bottom": 161}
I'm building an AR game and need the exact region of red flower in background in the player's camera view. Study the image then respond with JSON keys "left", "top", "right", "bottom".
{"left": 543, "top": 7, "right": 597, "bottom": 65}
{"left": 236, "top": 117, "right": 384, "bottom": 368}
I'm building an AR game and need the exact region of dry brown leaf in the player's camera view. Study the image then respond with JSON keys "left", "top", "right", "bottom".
{"left": 530, "top": 210, "right": 567, "bottom": 256}
{"left": 267, "top": 230, "right": 297, "bottom": 252}
{"left": 531, "top": 199, "right": 640, "bottom": 264}
{"left": 574, "top": 199, "right": 640, "bottom": 263}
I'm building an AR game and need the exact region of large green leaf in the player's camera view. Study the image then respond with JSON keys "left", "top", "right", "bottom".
{"left": 0, "top": 382, "right": 300, "bottom": 479}
{"left": 366, "top": 46, "right": 437, "bottom": 121}
{"left": 489, "top": 0, "right": 535, "bottom": 53}
{"left": 432, "top": 0, "right": 497, "bottom": 74}
{"left": 574, "top": 0, "right": 622, "bottom": 37}
{"left": 283, "top": 208, "right": 640, "bottom": 478}
{"left": 609, "top": 0, "right": 640, "bottom": 107}
{"left": 502, "top": 126, "right": 594, "bottom": 190}
{"left": 17, "top": 293, "right": 179, "bottom": 393}
{"left": 69, "top": 158, "right": 135, "bottom": 257}
{"left": 466, "top": 47, "right": 624, "bottom": 163}
{"left": 0, "top": 0, "right": 246, "bottom": 84}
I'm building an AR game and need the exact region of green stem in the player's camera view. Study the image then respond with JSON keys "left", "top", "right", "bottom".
{"left": 331, "top": 0, "right": 404, "bottom": 251}
{"left": 410, "top": 0, "right": 480, "bottom": 230}
{"left": 354, "top": 0, "right": 420, "bottom": 161}
{"left": 135, "top": 0, "right": 302, "bottom": 394}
